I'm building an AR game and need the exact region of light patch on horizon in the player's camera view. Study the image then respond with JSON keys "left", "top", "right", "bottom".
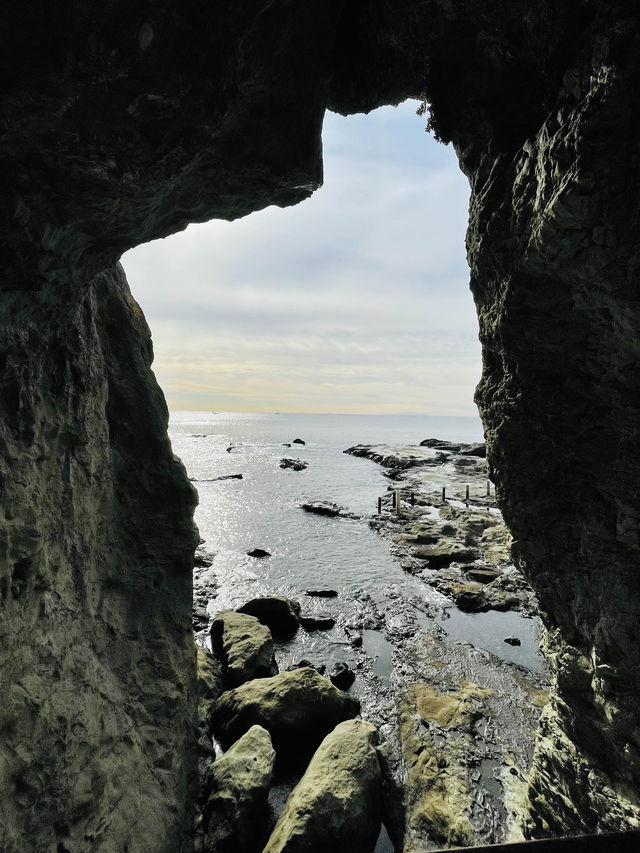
{"left": 122, "top": 100, "right": 480, "bottom": 415}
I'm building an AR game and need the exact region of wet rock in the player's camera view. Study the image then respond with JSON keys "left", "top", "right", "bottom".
{"left": 419, "top": 438, "right": 463, "bottom": 452}
{"left": 202, "top": 725, "right": 275, "bottom": 853}
{"left": 211, "top": 610, "right": 277, "bottom": 686}
{"left": 191, "top": 473, "right": 243, "bottom": 482}
{"left": 237, "top": 597, "right": 300, "bottom": 641}
{"left": 212, "top": 668, "right": 360, "bottom": 761}
{"left": 197, "top": 646, "right": 224, "bottom": 740}
{"left": 263, "top": 720, "right": 382, "bottom": 853}
{"left": 194, "top": 553, "right": 214, "bottom": 568}
{"left": 299, "top": 613, "right": 336, "bottom": 631}
{"left": 286, "top": 659, "right": 326, "bottom": 676}
{"left": 292, "top": 438, "right": 305, "bottom": 445}
{"left": 504, "top": 636, "right": 522, "bottom": 646}
{"left": 192, "top": 605, "right": 209, "bottom": 630}
{"left": 459, "top": 442, "right": 486, "bottom": 458}
{"left": 279, "top": 458, "right": 307, "bottom": 471}
{"left": 452, "top": 584, "right": 488, "bottom": 613}
{"left": 412, "top": 544, "right": 479, "bottom": 568}
{"left": 247, "top": 548, "right": 271, "bottom": 558}
{"left": 329, "top": 662, "right": 356, "bottom": 691}
{"left": 306, "top": 589, "right": 338, "bottom": 598}
{"left": 300, "top": 501, "right": 359, "bottom": 519}
{"left": 464, "top": 567, "right": 501, "bottom": 584}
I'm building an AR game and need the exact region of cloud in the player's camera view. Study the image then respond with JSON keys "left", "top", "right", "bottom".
{"left": 122, "top": 100, "right": 480, "bottom": 414}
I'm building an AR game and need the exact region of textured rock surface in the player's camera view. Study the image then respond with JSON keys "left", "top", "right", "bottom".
{"left": 201, "top": 725, "right": 275, "bottom": 853}
{"left": 236, "top": 596, "right": 301, "bottom": 641}
{"left": 263, "top": 719, "right": 382, "bottom": 853}
{"left": 0, "top": 264, "right": 198, "bottom": 851}
{"left": 212, "top": 668, "right": 360, "bottom": 760}
{"left": 210, "top": 609, "right": 277, "bottom": 686}
{"left": 3, "top": 0, "right": 640, "bottom": 845}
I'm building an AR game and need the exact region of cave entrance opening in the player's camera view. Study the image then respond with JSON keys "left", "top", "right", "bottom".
{"left": 120, "top": 98, "right": 483, "bottom": 638}
{"left": 121, "top": 100, "right": 498, "bottom": 852}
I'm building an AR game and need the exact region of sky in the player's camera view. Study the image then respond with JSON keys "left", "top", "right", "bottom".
{"left": 122, "top": 100, "right": 481, "bottom": 415}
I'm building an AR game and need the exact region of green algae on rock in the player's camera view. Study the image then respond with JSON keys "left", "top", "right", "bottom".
{"left": 263, "top": 719, "right": 382, "bottom": 853}
{"left": 201, "top": 725, "right": 275, "bottom": 853}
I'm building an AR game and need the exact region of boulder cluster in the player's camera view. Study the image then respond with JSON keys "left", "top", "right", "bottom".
{"left": 198, "top": 599, "right": 389, "bottom": 853}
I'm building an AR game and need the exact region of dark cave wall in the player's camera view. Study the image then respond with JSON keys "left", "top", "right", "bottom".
{"left": 1, "top": 0, "right": 640, "bottom": 848}
{"left": 469, "top": 16, "right": 640, "bottom": 833}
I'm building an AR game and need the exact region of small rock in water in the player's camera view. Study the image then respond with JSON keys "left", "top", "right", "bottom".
{"left": 282, "top": 442, "right": 291, "bottom": 447}
{"left": 286, "top": 659, "right": 326, "bottom": 676}
{"left": 306, "top": 589, "right": 338, "bottom": 598}
{"left": 237, "top": 596, "right": 301, "bottom": 640}
{"left": 299, "top": 613, "right": 336, "bottom": 631}
{"left": 292, "top": 438, "right": 305, "bottom": 445}
{"left": 300, "top": 501, "right": 358, "bottom": 519}
{"left": 329, "top": 662, "right": 356, "bottom": 691}
{"left": 194, "top": 554, "right": 213, "bottom": 568}
{"left": 247, "top": 548, "right": 271, "bottom": 558}
{"left": 504, "top": 636, "right": 522, "bottom": 646}
{"left": 280, "top": 457, "right": 308, "bottom": 471}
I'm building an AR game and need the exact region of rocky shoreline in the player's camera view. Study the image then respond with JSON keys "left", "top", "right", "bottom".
{"left": 192, "top": 438, "right": 549, "bottom": 852}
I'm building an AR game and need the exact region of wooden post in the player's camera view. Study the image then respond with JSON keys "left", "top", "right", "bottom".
{"left": 442, "top": 486, "right": 446, "bottom": 502}
{"left": 486, "top": 480, "right": 491, "bottom": 496}
{"left": 395, "top": 490, "right": 401, "bottom": 514}
{"left": 465, "top": 484, "right": 470, "bottom": 500}
{"left": 377, "top": 496, "right": 382, "bottom": 514}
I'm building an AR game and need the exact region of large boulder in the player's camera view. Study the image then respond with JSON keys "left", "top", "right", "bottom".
{"left": 210, "top": 610, "right": 277, "bottom": 686}
{"left": 202, "top": 725, "right": 275, "bottom": 853}
{"left": 212, "top": 668, "right": 360, "bottom": 763}
{"left": 263, "top": 719, "right": 382, "bottom": 853}
{"left": 237, "top": 597, "right": 301, "bottom": 641}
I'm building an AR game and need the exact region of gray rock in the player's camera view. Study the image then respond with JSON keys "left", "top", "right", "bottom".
{"left": 247, "top": 548, "right": 271, "bottom": 558}
{"left": 306, "top": 589, "right": 338, "bottom": 598}
{"left": 210, "top": 610, "right": 277, "bottom": 686}
{"left": 280, "top": 457, "right": 308, "bottom": 471}
{"left": 202, "top": 725, "right": 275, "bottom": 853}
{"left": 237, "top": 596, "right": 300, "bottom": 640}
{"left": 212, "top": 668, "right": 360, "bottom": 763}
{"left": 299, "top": 613, "right": 336, "bottom": 631}
{"left": 292, "top": 438, "right": 306, "bottom": 445}
{"left": 329, "top": 662, "right": 356, "bottom": 691}
{"left": 300, "top": 501, "right": 359, "bottom": 519}
{"left": 263, "top": 720, "right": 382, "bottom": 853}
{"left": 459, "top": 442, "right": 486, "bottom": 458}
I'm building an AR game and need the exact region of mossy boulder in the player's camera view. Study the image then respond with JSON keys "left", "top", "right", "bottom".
{"left": 211, "top": 610, "right": 277, "bottom": 686}
{"left": 212, "top": 667, "right": 360, "bottom": 764}
{"left": 263, "top": 720, "right": 382, "bottom": 853}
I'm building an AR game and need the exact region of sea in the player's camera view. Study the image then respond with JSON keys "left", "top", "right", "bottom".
{"left": 170, "top": 411, "right": 543, "bottom": 673}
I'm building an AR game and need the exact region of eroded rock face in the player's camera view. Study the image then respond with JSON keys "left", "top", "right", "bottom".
{"left": 461, "top": 13, "right": 640, "bottom": 837}
{"left": 0, "top": 265, "right": 198, "bottom": 851}
{"left": 2, "top": 0, "right": 640, "bottom": 845}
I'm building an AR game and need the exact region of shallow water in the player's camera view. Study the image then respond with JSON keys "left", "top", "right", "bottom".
{"left": 173, "top": 411, "right": 543, "bottom": 672}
